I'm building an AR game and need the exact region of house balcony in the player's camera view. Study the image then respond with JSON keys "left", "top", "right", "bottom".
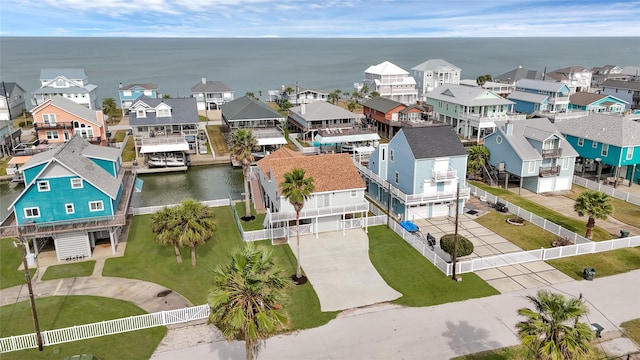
{"left": 541, "top": 148, "right": 562, "bottom": 158}
{"left": 266, "top": 202, "right": 370, "bottom": 223}
{"left": 539, "top": 165, "right": 560, "bottom": 177}
{"left": 34, "top": 122, "right": 76, "bottom": 130}
{"left": 548, "top": 96, "right": 570, "bottom": 105}
{"left": 431, "top": 169, "right": 458, "bottom": 181}
{"left": 456, "top": 112, "right": 526, "bottom": 124}
{"left": 405, "top": 188, "right": 470, "bottom": 205}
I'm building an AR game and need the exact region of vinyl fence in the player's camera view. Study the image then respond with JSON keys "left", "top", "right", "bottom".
{"left": 130, "top": 198, "right": 230, "bottom": 215}
{"left": 0, "top": 305, "right": 210, "bottom": 353}
{"left": 573, "top": 175, "right": 640, "bottom": 206}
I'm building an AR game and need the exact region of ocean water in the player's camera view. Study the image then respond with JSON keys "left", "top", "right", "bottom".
{"left": 1, "top": 37, "right": 639, "bottom": 106}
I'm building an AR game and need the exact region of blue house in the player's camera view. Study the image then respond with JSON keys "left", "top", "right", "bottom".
{"left": 484, "top": 118, "right": 578, "bottom": 193}
{"left": 554, "top": 114, "right": 640, "bottom": 186}
{"left": 7, "top": 135, "right": 133, "bottom": 261}
{"left": 365, "top": 125, "right": 469, "bottom": 221}
{"left": 508, "top": 79, "right": 571, "bottom": 114}
{"left": 118, "top": 83, "right": 159, "bottom": 115}
{"left": 568, "top": 92, "right": 627, "bottom": 114}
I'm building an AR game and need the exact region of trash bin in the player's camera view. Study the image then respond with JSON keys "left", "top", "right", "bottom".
{"left": 26, "top": 253, "right": 36, "bottom": 267}
{"left": 620, "top": 230, "right": 630, "bottom": 238}
{"left": 583, "top": 267, "right": 595, "bottom": 281}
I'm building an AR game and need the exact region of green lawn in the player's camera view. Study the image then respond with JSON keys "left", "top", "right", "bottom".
{"left": 205, "top": 125, "right": 229, "bottom": 155}
{"left": 0, "top": 238, "right": 36, "bottom": 290}
{"left": 0, "top": 156, "right": 10, "bottom": 176}
{"left": 41, "top": 261, "right": 95, "bottom": 281}
{"left": 368, "top": 226, "right": 499, "bottom": 307}
{"left": 111, "top": 130, "right": 127, "bottom": 143}
{"left": 121, "top": 136, "right": 136, "bottom": 162}
{"left": 565, "top": 184, "right": 640, "bottom": 228}
{"left": 621, "top": 318, "right": 640, "bottom": 345}
{"left": 235, "top": 201, "right": 266, "bottom": 231}
{"left": 475, "top": 212, "right": 558, "bottom": 250}
{"left": 547, "top": 247, "right": 640, "bottom": 280}
{"left": 0, "top": 296, "right": 165, "bottom": 360}
{"left": 451, "top": 344, "right": 606, "bottom": 360}
{"left": 471, "top": 182, "right": 613, "bottom": 240}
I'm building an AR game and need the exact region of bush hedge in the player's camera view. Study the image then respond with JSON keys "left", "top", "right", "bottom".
{"left": 440, "top": 234, "right": 474, "bottom": 257}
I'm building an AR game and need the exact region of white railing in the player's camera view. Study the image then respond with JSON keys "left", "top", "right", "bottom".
{"left": 287, "top": 133, "right": 318, "bottom": 155}
{"left": 456, "top": 112, "right": 526, "bottom": 123}
{"left": 267, "top": 202, "right": 370, "bottom": 223}
{"left": 432, "top": 169, "right": 457, "bottom": 181}
{"left": 573, "top": 176, "right": 640, "bottom": 206}
{"left": 129, "top": 199, "right": 230, "bottom": 215}
{"left": 0, "top": 304, "right": 210, "bottom": 353}
{"left": 405, "top": 188, "right": 471, "bottom": 204}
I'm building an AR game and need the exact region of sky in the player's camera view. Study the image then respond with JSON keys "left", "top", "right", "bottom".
{"left": 1, "top": 0, "right": 640, "bottom": 37}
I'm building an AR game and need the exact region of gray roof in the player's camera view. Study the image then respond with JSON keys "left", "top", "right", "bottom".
{"left": 400, "top": 125, "right": 467, "bottom": 159}
{"left": 36, "top": 95, "right": 102, "bottom": 126}
{"left": 602, "top": 79, "right": 640, "bottom": 91}
{"left": 221, "top": 96, "right": 284, "bottom": 121}
{"left": 290, "top": 101, "right": 357, "bottom": 121}
{"left": 120, "top": 83, "right": 158, "bottom": 90}
{"left": 0, "top": 82, "right": 24, "bottom": 96}
{"left": 515, "top": 79, "right": 569, "bottom": 93}
{"left": 363, "top": 96, "right": 405, "bottom": 113}
{"left": 554, "top": 114, "right": 640, "bottom": 147}
{"left": 40, "top": 68, "right": 88, "bottom": 80}
{"left": 129, "top": 97, "right": 199, "bottom": 126}
{"left": 411, "top": 59, "right": 460, "bottom": 72}
{"left": 0, "top": 120, "right": 11, "bottom": 131}
{"left": 507, "top": 90, "right": 550, "bottom": 104}
{"left": 427, "top": 85, "right": 513, "bottom": 106}
{"left": 494, "top": 66, "right": 543, "bottom": 83}
{"left": 21, "top": 135, "right": 121, "bottom": 199}
{"left": 492, "top": 118, "right": 578, "bottom": 161}
{"left": 191, "top": 80, "right": 233, "bottom": 93}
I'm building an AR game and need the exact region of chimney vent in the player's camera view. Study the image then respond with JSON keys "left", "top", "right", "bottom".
{"left": 201, "top": 78, "right": 206, "bottom": 84}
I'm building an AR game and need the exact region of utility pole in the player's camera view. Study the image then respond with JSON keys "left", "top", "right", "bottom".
{"left": 451, "top": 182, "right": 460, "bottom": 281}
{"left": 15, "top": 235, "right": 43, "bottom": 351}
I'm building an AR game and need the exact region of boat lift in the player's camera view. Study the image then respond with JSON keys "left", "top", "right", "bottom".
{"left": 400, "top": 221, "right": 436, "bottom": 250}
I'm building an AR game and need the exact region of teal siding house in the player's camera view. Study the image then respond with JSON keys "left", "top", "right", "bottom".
{"left": 8, "top": 135, "right": 133, "bottom": 261}
{"left": 118, "top": 83, "right": 159, "bottom": 115}
{"left": 568, "top": 92, "right": 627, "bottom": 114}
{"left": 554, "top": 114, "right": 640, "bottom": 185}
{"left": 367, "top": 125, "right": 470, "bottom": 221}
{"left": 508, "top": 79, "right": 571, "bottom": 114}
{"left": 484, "top": 118, "right": 578, "bottom": 193}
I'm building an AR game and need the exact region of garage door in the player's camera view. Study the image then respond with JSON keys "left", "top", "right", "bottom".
{"left": 554, "top": 177, "right": 571, "bottom": 191}
{"left": 432, "top": 203, "right": 450, "bottom": 218}
{"left": 54, "top": 231, "right": 90, "bottom": 261}
{"left": 538, "top": 178, "right": 553, "bottom": 193}
{"left": 408, "top": 205, "right": 429, "bottom": 221}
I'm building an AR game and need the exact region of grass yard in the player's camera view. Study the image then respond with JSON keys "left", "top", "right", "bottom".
{"left": 564, "top": 184, "right": 640, "bottom": 228}
{"left": 235, "top": 201, "right": 266, "bottom": 231}
{"left": 41, "top": 261, "right": 95, "bottom": 281}
{"left": 368, "top": 226, "right": 499, "bottom": 307}
{"left": 111, "top": 129, "right": 127, "bottom": 143}
{"left": 0, "top": 296, "right": 165, "bottom": 360}
{"left": 471, "top": 182, "right": 613, "bottom": 241}
{"left": 621, "top": 318, "right": 640, "bottom": 345}
{"left": 121, "top": 136, "right": 136, "bottom": 162}
{"left": 451, "top": 344, "right": 606, "bottom": 360}
{"left": 546, "top": 247, "right": 640, "bottom": 280}
{"left": 205, "top": 125, "right": 229, "bottom": 155}
{"left": 0, "top": 238, "right": 36, "bottom": 290}
{"left": 475, "top": 212, "right": 558, "bottom": 250}
{"left": 0, "top": 156, "right": 9, "bottom": 175}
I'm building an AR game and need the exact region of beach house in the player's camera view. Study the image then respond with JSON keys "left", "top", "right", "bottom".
{"left": 568, "top": 92, "right": 627, "bottom": 114}
{"left": 358, "top": 61, "right": 418, "bottom": 104}
{"left": 221, "top": 96, "right": 287, "bottom": 152}
{"left": 0, "top": 82, "right": 26, "bottom": 120}
{"left": 410, "top": 59, "right": 461, "bottom": 99}
{"left": 601, "top": 80, "right": 640, "bottom": 111}
{"left": 118, "top": 83, "right": 159, "bottom": 115}
{"left": 191, "top": 78, "right": 234, "bottom": 111}
{"left": 507, "top": 79, "right": 572, "bottom": 114}
{"left": 32, "top": 69, "right": 98, "bottom": 110}
{"left": 545, "top": 66, "right": 593, "bottom": 93}
{"left": 362, "top": 96, "right": 432, "bottom": 139}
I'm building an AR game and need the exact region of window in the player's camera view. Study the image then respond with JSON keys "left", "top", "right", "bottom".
{"left": 157, "top": 108, "right": 170, "bottom": 117}
{"left": 45, "top": 131, "right": 59, "bottom": 140}
{"left": 627, "top": 147, "right": 634, "bottom": 160}
{"left": 562, "top": 158, "right": 570, "bottom": 170}
{"left": 390, "top": 149, "right": 395, "bottom": 162}
{"left": 592, "top": 141, "right": 598, "bottom": 149}
{"left": 394, "top": 171, "right": 399, "bottom": 184}
{"left": 65, "top": 203, "right": 75, "bottom": 214}
{"left": 89, "top": 201, "right": 104, "bottom": 212}
{"left": 55, "top": 79, "right": 66, "bottom": 87}
{"left": 137, "top": 109, "right": 146, "bottom": 118}
{"left": 37, "top": 181, "right": 50, "bottom": 192}
{"left": 42, "top": 113, "right": 56, "bottom": 124}
{"left": 577, "top": 137, "right": 584, "bottom": 147}
{"left": 24, "top": 207, "right": 40, "bottom": 218}
{"left": 381, "top": 148, "right": 386, "bottom": 161}
{"left": 602, "top": 143, "right": 609, "bottom": 157}
{"left": 71, "top": 178, "right": 83, "bottom": 189}
{"left": 528, "top": 161, "right": 535, "bottom": 173}
{"left": 350, "top": 190, "right": 357, "bottom": 198}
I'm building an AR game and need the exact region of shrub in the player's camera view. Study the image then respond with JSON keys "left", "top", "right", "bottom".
{"left": 551, "top": 236, "right": 573, "bottom": 247}
{"left": 18, "top": 121, "right": 25, "bottom": 127}
{"left": 440, "top": 234, "right": 474, "bottom": 257}
{"left": 26, "top": 120, "right": 32, "bottom": 126}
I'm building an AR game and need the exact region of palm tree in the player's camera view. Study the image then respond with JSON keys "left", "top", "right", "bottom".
{"left": 348, "top": 101, "right": 357, "bottom": 112}
{"left": 102, "top": 97, "right": 116, "bottom": 117}
{"left": 173, "top": 199, "right": 216, "bottom": 266}
{"left": 208, "top": 244, "right": 290, "bottom": 360}
{"left": 360, "top": 84, "right": 369, "bottom": 97}
{"left": 370, "top": 91, "right": 380, "bottom": 98}
{"left": 151, "top": 206, "right": 182, "bottom": 263}
{"left": 229, "top": 129, "right": 258, "bottom": 219}
{"left": 476, "top": 74, "right": 492, "bottom": 86}
{"left": 574, "top": 190, "right": 613, "bottom": 239}
{"left": 467, "top": 145, "right": 490, "bottom": 180}
{"left": 517, "top": 290, "right": 594, "bottom": 360}
{"left": 280, "top": 168, "right": 315, "bottom": 281}
{"left": 327, "top": 91, "right": 340, "bottom": 105}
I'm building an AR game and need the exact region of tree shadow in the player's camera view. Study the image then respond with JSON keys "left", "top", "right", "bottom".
{"left": 441, "top": 320, "right": 502, "bottom": 356}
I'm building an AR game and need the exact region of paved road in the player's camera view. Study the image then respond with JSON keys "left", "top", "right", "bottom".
{"left": 151, "top": 269, "right": 640, "bottom": 360}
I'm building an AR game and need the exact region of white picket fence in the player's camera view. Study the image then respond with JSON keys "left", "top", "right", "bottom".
{"left": 573, "top": 175, "right": 640, "bottom": 206}
{"left": 0, "top": 304, "right": 210, "bottom": 353}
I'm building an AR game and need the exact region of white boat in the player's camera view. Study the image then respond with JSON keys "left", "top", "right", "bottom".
{"left": 147, "top": 152, "right": 187, "bottom": 167}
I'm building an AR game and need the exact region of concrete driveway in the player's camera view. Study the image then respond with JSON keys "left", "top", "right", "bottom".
{"left": 289, "top": 229, "right": 402, "bottom": 312}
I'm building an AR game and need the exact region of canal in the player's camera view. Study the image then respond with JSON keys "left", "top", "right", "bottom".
{"left": 0, "top": 165, "right": 244, "bottom": 221}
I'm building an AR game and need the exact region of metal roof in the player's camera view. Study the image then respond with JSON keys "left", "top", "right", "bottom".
{"left": 427, "top": 85, "right": 513, "bottom": 106}
{"left": 364, "top": 61, "right": 409, "bottom": 76}
{"left": 289, "top": 101, "right": 357, "bottom": 121}
{"left": 40, "top": 68, "right": 88, "bottom": 80}
{"left": 411, "top": 59, "right": 460, "bottom": 72}
{"left": 515, "top": 79, "right": 569, "bottom": 93}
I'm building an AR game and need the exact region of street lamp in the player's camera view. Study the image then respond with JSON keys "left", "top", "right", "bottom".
{"left": 13, "top": 237, "right": 43, "bottom": 351}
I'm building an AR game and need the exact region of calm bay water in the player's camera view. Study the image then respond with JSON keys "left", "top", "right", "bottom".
{"left": 1, "top": 37, "right": 639, "bottom": 105}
